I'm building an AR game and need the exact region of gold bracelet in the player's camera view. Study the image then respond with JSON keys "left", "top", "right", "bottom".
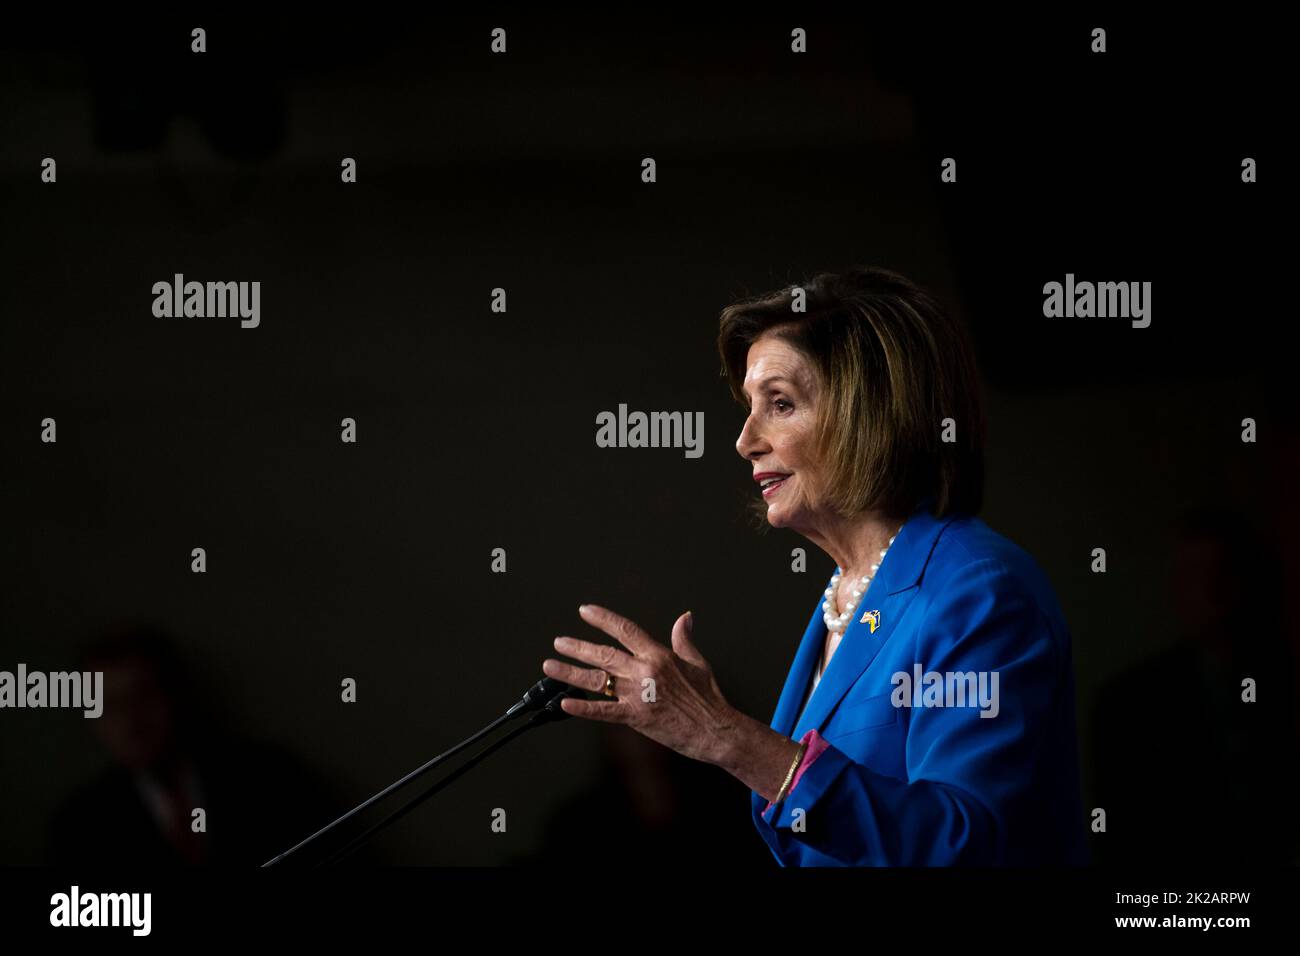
{"left": 773, "top": 739, "right": 809, "bottom": 805}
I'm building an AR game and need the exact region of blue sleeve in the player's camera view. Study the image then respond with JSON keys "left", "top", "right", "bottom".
{"left": 755, "top": 558, "right": 1065, "bottom": 865}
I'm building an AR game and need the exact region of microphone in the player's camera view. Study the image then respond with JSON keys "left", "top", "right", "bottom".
{"left": 263, "top": 673, "right": 580, "bottom": 866}
{"left": 505, "top": 676, "right": 577, "bottom": 719}
{"left": 319, "top": 686, "right": 581, "bottom": 866}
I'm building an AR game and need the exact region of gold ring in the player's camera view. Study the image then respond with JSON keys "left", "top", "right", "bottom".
{"left": 603, "top": 673, "right": 617, "bottom": 698}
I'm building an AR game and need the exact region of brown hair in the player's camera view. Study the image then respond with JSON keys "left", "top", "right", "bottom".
{"left": 717, "top": 266, "right": 985, "bottom": 523}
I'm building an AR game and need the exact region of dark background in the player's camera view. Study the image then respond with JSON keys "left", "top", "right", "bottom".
{"left": 2, "top": 12, "right": 1295, "bottom": 866}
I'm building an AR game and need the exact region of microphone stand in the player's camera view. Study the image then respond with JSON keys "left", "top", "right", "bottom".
{"left": 318, "top": 692, "right": 573, "bottom": 867}
{"left": 262, "top": 678, "right": 574, "bottom": 867}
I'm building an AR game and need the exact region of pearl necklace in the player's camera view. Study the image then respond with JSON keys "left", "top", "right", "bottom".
{"left": 822, "top": 529, "right": 900, "bottom": 633}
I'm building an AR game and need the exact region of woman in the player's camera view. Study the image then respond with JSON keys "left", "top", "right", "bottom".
{"left": 542, "top": 266, "right": 1089, "bottom": 866}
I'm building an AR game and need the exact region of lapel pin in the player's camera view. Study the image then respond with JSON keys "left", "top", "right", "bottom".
{"left": 861, "top": 609, "right": 881, "bottom": 632}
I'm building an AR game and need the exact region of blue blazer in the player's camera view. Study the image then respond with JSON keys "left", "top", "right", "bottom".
{"left": 751, "top": 498, "right": 1090, "bottom": 866}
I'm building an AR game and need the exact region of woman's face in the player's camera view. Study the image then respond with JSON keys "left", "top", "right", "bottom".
{"left": 735, "top": 333, "right": 825, "bottom": 532}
